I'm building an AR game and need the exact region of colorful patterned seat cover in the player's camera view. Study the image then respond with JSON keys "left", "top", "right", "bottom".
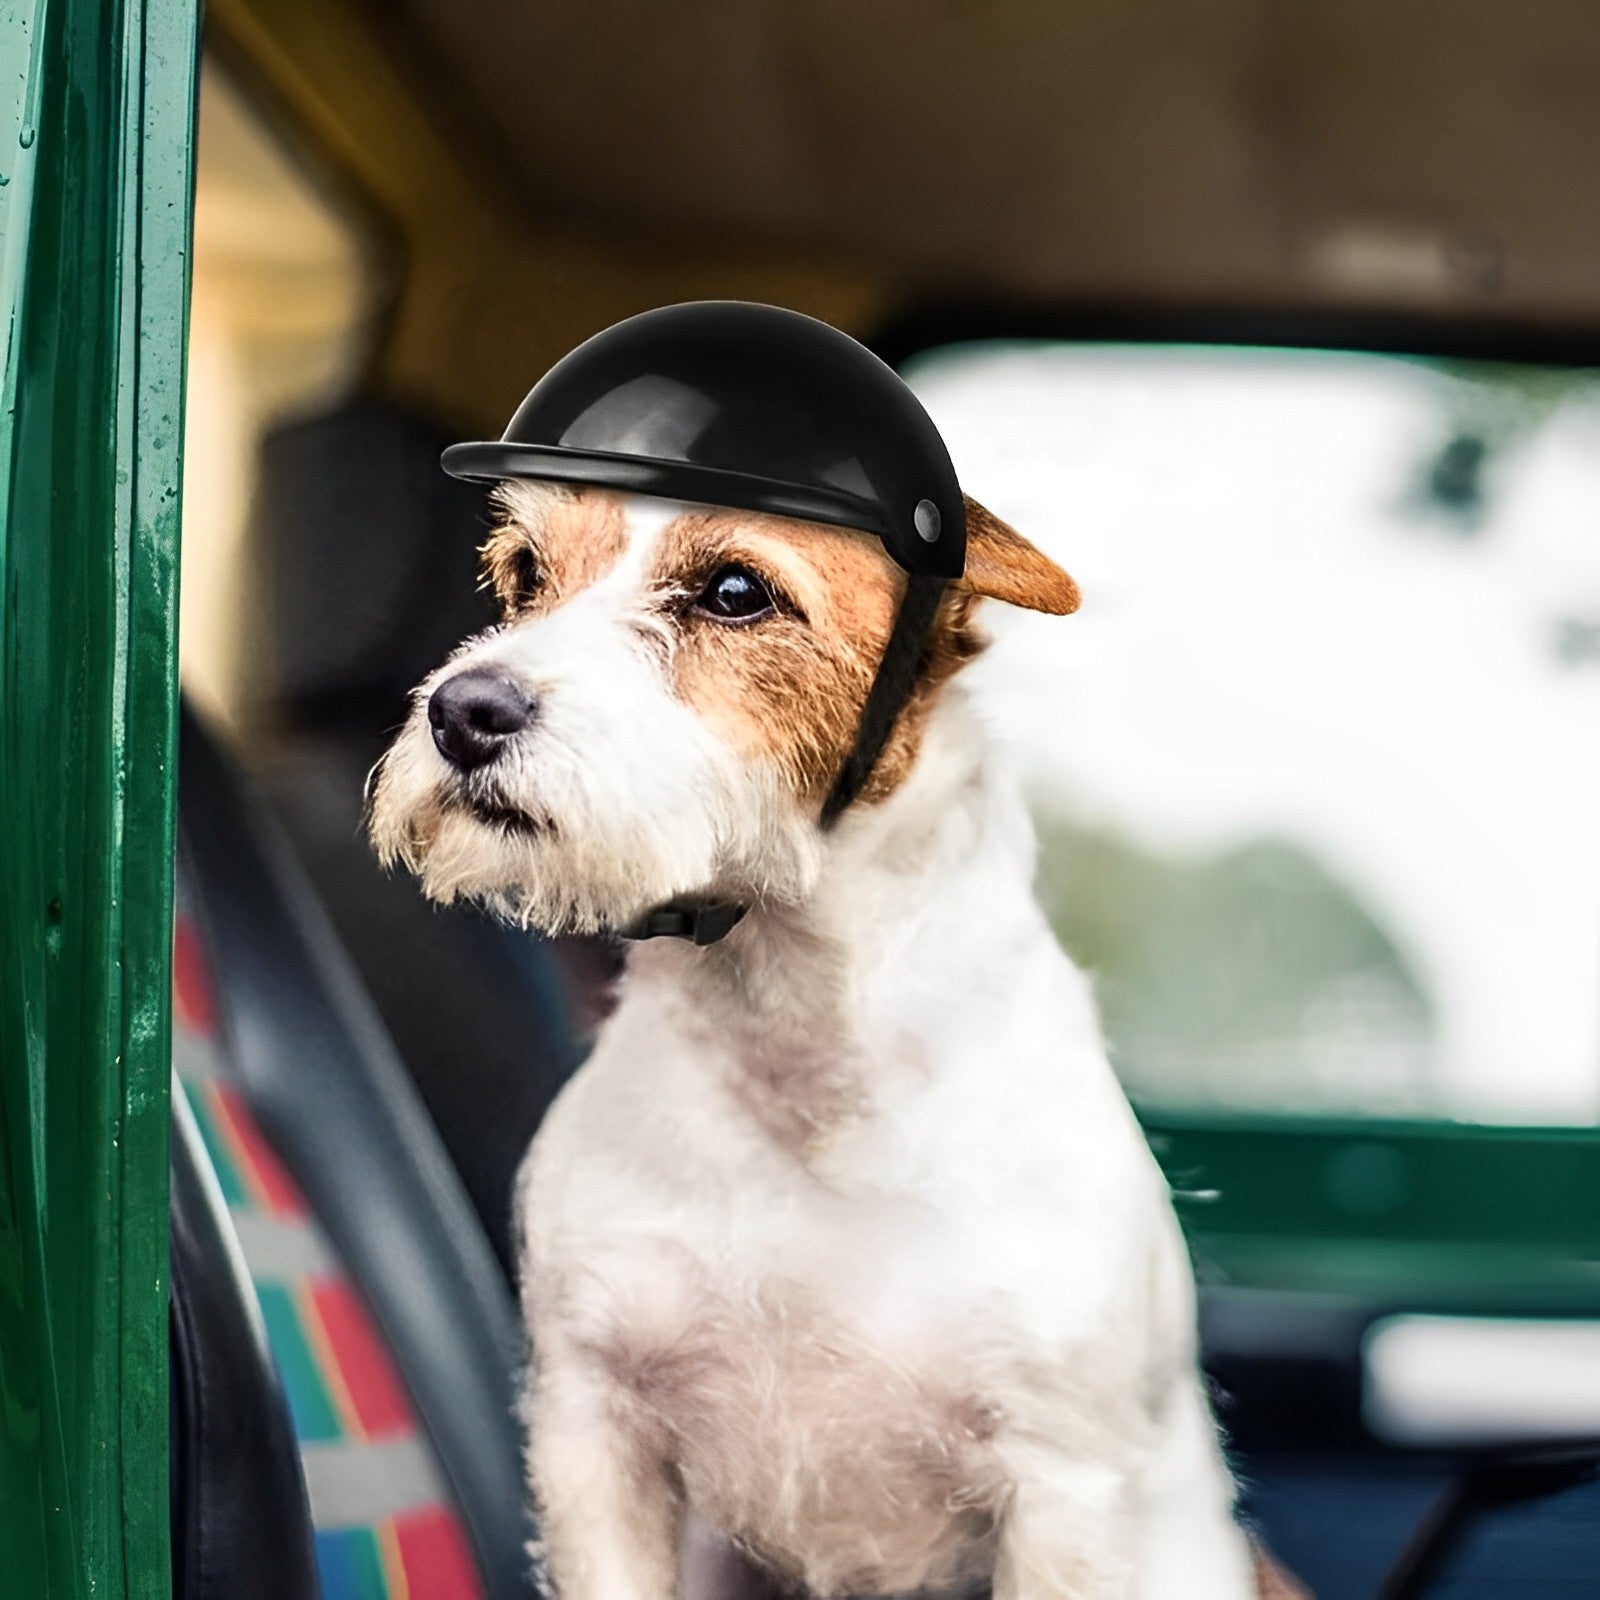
{"left": 173, "top": 910, "right": 486, "bottom": 1600}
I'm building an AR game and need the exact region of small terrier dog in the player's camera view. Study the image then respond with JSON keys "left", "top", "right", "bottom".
{"left": 370, "top": 483, "right": 1270, "bottom": 1600}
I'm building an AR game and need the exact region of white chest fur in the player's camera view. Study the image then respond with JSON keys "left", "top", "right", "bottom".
{"left": 515, "top": 699, "right": 1254, "bottom": 1600}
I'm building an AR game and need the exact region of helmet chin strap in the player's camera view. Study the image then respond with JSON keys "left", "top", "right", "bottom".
{"left": 619, "top": 573, "right": 948, "bottom": 945}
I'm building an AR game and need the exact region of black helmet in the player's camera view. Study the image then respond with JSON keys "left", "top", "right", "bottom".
{"left": 441, "top": 302, "right": 967, "bottom": 943}
{"left": 441, "top": 301, "right": 966, "bottom": 579}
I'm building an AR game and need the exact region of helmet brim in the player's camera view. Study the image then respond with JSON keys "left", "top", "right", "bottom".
{"left": 441, "top": 440, "right": 901, "bottom": 552}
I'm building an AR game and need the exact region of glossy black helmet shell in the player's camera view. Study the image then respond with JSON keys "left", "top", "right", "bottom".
{"left": 440, "top": 301, "right": 966, "bottom": 578}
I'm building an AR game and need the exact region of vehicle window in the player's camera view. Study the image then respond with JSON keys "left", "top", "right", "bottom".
{"left": 182, "top": 62, "right": 372, "bottom": 730}
{"left": 907, "top": 344, "right": 1600, "bottom": 1124}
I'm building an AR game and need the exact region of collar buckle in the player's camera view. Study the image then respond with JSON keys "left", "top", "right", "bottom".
{"left": 620, "top": 901, "right": 748, "bottom": 945}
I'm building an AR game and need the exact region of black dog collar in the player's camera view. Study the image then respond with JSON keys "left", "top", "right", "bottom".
{"left": 618, "top": 901, "right": 749, "bottom": 945}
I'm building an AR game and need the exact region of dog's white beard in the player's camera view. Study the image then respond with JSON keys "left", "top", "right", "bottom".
{"left": 368, "top": 669, "right": 821, "bottom": 936}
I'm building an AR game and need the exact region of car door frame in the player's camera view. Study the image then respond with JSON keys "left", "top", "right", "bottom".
{"left": 0, "top": 1, "right": 200, "bottom": 1595}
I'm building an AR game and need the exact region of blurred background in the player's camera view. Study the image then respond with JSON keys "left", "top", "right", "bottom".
{"left": 171, "top": 4, "right": 1600, "bottom": 1595}
{"left": 186, "top": 1, "right": 1600, "bottom": 1126}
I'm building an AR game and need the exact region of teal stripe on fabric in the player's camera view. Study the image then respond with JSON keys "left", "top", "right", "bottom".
{"left": 257, "top": 1281, "right": 342, "bottom": 1442}
{"left": 184, "top": 1087, "right": 248, "bottom": 1209}
{"left": 314, "top": 1526, "right": 391, "bottom": 1600}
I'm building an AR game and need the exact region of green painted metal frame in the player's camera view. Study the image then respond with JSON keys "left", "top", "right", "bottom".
{"left": 1, "top": 0, "right": 199, "bottom": 1595}
{"left": 1145, "top": 1109, "right": 1600, "bottom": 1316}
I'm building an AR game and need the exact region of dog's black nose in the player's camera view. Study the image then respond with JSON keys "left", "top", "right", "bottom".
{"left": 428, "top": 670, "right": 537, "bottom": 772}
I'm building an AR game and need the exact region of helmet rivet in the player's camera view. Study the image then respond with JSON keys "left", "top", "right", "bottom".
{"left": 913, "top": 499, "right": 941, "bottom": 542}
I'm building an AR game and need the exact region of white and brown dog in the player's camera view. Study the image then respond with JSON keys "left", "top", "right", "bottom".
{"left": 370, "top": 483, "right": 1291, "bottom": 1600}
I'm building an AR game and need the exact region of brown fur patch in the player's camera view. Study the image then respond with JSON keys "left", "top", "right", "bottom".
{"left": 656, "top": 509, "right": 994, "bottom": 812}
{"left": 482, "top": 481, "right": 630, "bottom": 611}
{"left": 658, "top": 511, "right": 908, "bottom": 806}
{"left": 957, "top": 495, "right": 1081, "bottom": 615}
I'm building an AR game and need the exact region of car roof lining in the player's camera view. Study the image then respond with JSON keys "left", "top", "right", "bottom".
{"left": 392, "top": 0, "right": 1600, "bottom": 329}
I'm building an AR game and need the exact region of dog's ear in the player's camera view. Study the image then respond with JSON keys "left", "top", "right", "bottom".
{"left": 954, "top": 495, "right": 1080, "bottom": 615}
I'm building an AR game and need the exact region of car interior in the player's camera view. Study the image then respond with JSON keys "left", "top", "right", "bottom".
{"left": 160, "top": 4, "right": 1600, "bottom": 1597}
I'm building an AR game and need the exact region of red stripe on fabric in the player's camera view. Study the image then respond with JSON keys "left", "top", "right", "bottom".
{"left": 172, "top": 917, "right": 217, "bottom": 1037}
{"left": 208, "top": 1081, "right": 307, "bottom": 1217}
{"left": 393, "top": 1504, "right": 483, "bottom": 1600}
{"left": 307, "top": 1277, "right": 414, "bottom": 1440}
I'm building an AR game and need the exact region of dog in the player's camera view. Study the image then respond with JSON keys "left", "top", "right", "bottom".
{"left": 369, "top": 481, "right": 1292, "bottom": 1600}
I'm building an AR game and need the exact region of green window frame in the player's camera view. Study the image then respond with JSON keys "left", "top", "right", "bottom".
{"left": 1147, "top": 1109, "right": 1600, "bottom": 1316}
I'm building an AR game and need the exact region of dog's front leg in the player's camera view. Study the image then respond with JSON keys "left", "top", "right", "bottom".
{"left": 526, "top": 1356, "right": 681, "bottom": 1600}
{"left": 993, "top": 1450, "right": 1138, "bottom": 1600}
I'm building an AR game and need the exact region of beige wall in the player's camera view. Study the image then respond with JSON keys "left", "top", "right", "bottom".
{"left": 181, "top": 63, "right": 370, "bottom": 728}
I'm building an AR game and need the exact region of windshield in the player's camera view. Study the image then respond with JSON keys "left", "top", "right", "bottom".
{"left": 907, "top": 344, "right": 1600, "bottom": 1124}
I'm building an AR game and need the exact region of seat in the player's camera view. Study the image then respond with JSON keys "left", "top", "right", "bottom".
{"left": 247, "top": 400, "right": 592, "bottom": 1273}
{"left": 175, "top": 703, "right": 537, "bottom": 1599}
{"left": 169, "top": 1075, "right": 321, "bottom": 1600}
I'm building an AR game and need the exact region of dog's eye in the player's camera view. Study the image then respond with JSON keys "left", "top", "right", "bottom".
{"left": 694, "top": 564, "right": 775, "bottom": 622}
{"left": 501, "top": 546, "right": 542, "bottom": 609}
